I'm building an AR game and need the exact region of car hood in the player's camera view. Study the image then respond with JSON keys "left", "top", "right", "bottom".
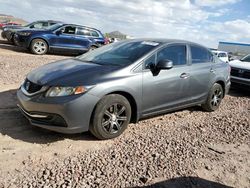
{"left": 27, "top": 58, "right": 122, "bottom": 86}
{"left": 229, "top": 60, "right": 250, "bottom": 70}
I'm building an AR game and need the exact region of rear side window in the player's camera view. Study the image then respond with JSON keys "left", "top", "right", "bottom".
{"left": 90, "top": 30, "right": 99, "bottom": 37}
{"left": 77, "top": 28, "right": 91, "bottom": 36}
{"left": 218, "top": 53, "right": 227, "bottom": 57}
{"left": 49, "top": 22, "right": 58, "bottom": 26}
{"left": 191, "top": 45, "right": 212, "bottom": 64}
{"left": 157, "top": 45, "right": 187, "bottom": 66}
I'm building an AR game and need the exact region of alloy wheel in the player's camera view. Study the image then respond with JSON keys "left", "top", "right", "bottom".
{"left": 102, "top": 103, "right": 127, "bottom": 134}
{"left": 211, "top": 87, "right": 222, "bottom": 107}
{"left": 33, "top": 41, "right": 47, "bottom": 54}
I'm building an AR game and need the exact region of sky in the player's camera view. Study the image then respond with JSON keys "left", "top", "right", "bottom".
{"left": 0, "top": 0, "right": 249, "bottom": 48}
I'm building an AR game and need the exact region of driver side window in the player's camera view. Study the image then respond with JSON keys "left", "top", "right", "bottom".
{"left": 157, "top": 45, "right": 187, "bottom": 66}
{"left": 62, "top": 26, "right": 76, "bottom": 35}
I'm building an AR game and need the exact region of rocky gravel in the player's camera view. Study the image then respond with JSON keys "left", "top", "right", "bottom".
{"left": 0, "top": 37, "right": 249, "bottom": 188}
{"left": 3, "top": 93, "right": 250, "bottom": 188}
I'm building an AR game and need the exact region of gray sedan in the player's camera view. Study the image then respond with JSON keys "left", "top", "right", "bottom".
{"left": 17, "top": 39, "right": 231, "bottom": 139}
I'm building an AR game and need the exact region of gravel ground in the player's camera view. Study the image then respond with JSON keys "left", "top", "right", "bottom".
{"left": 0, "top": 36, "right": 249, "bottom": 188}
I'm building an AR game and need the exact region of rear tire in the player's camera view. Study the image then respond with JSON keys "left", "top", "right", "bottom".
{"left": 89, "top": 45, "right": 97, "bottom": 51}
{"left": 90, "top": 94, "right": 131, "bottom": 140}
{"left": 202, "top": 83, "right": 224, "bottom": 112}
{"left": 30, "top": 39, "right": 48, "bottom": 55}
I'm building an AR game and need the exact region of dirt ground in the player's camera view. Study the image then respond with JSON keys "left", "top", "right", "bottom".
{"left": 0, "top": 33, "right": 249, "bottom": 187}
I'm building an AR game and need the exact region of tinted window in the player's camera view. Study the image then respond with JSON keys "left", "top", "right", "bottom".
{"left": 90, "top": 30, "right": 99, "bottom": 37}
{"left": 191, "top": 45, "right": 211, "bottom": 64}
{"left": 62, "top": 26, "right": 76, "bottom": 35}
{"left": 49, "top": 22, "right": 57, "bottom": 26}
{"left": 77, "top": 28, "right": 91, "bottom": 36}
{"left": 218, "top": 53, "right": 227, "bottom": 57}
{"left": 157, "top": 45, "right": 187, "bottom": 66}
{"left": 145, "top": 54, "right": 156, "bottom": 68}
{"left": 31, "top": 22, "right": 43, "bottom": 29}
{"left": 241, "top": 54, "right": 250, "bottom": 62}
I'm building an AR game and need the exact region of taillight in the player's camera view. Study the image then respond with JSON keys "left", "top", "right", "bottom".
{"left": 104, "top": 37, "right": 109, "bottom": 45}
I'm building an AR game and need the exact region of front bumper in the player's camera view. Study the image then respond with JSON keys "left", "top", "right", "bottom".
{"left": 1, "top": 31, "right": 6, "bottom": 39}
{"left": 231, "top": 76, "right": 250, "bottom": 87}
{"left": 13, "top": 34, "right": 30, "bottom": 48}
{"left": 17, "top": 89, "right": 100, "bottom": 134}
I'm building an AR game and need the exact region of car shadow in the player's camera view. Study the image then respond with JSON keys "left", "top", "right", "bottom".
{"left": 228, "top": 86, "right": 250, "bottom": 98}
{"left": 0, "top": 89, "right": 97, "bottom": 144}
{"left": 135, "top": 176, "right": 232, "bottom": 188}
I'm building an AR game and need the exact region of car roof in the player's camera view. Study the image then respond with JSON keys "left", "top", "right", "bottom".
{"left": 60, "top": 23, "right": 101, "bottom": 32}
{"left": 123, "top": 38, "right": 210, "bottom": 49}
{"left": 33, "top": 20, "right": 63, "bottom": 23}
{"left": 212, "top": 50, "right": 228, "bottom": 54}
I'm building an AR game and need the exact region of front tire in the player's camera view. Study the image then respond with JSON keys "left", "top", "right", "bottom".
{"left": 202, "top": 83, "right": 224, "bottom": 112}
{"left": 30, "top": 39, "right": 48, "bottom": 55}
{"left": 90, "top": 94, "right": 131, "bottom": 140}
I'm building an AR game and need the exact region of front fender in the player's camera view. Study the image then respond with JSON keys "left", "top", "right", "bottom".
{"left": 28, "top": 34, "right": 50, "bottom": 47}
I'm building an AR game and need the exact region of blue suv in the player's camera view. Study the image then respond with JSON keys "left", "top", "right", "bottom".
{"left": 13, "top": 23, "right": 106, "bottom": 55}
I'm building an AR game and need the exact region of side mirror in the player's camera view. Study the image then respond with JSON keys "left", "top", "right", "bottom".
{"left": 56, "top": 30, "right": 62, "bottom": 35}
{"left": 156, "top": 59, "right": 173, "bottom": 70}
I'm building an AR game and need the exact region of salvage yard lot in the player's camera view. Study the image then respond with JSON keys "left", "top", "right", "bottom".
{"left": 0, "top": 36, "right": 249, "bottom": 187}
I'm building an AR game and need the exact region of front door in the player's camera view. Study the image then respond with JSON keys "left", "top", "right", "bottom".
{"left": 142, "top": 44, "right": 191, "bottom": 115}
{"left": 50, "top": 25, "right": 77, "bottom": 49}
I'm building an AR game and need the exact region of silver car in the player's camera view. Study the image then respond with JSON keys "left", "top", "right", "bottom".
{"left": 17, "top": 39, "right": 231, "bottom": 139}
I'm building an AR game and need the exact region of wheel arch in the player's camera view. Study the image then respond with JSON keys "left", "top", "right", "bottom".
{"left": 29, "top": 37, "right": 50, "bottom": 49}
{"left": 215, "top": 80, "right": 226, "bottom": 97}
{"left": 90, "top": 91, "right": 139, "bottom": 125}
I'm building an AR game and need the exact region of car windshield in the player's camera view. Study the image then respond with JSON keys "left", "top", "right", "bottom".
{"left": 24, "top": 21, "right": 36, "bottom": 27}
{"left": 241, "top": 54, "right": 250, "bottom": 62}
{"left": 218, "top": 53, "right": 227, "bottom": 57}
{"left": 77, "top": 41, "right": 161, "bottom": 66}
{"left": 46, "top": 23, "right": 63, "bottom": 31}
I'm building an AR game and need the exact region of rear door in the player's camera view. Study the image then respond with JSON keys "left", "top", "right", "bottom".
{"left": 74, "top": 27, "right": 93, "bottom": 50}
{"left": 188, "top": 45, "right": 214, "bottom": 101}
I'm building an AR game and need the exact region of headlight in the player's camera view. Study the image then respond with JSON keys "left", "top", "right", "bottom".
{"left": 18, "top": 32, "right": 31, "bottom": 36}
{"left": 46, "top": 86, "right": 88, "bottom": 97}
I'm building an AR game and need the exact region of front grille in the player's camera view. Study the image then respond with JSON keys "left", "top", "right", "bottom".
{"left": 24, "top": 79, "right": 43, "bottom": 93}
{"left": 231, "top": 67, "right": 250, "bottom": 79}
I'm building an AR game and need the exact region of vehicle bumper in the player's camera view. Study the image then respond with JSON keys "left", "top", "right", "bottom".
{"left": 5, "top": 31, "right": 14, "bottom": 41}
{"left": 13, "top": 34, "right": 30, "bottom": 48}
{"left": 231, "top": 76, "right": 250, "bottom": 87}
{"left": 17, "top": 89, "right": 100, "bottom": 134}
{"left": 225, "top": 79, "right": 231, "bottom": 95}
{"left": 1, "top": 31, "right": 6, "bottom": 39}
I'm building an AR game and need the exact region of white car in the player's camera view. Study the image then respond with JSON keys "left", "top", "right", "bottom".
{"left": 212, "top": 50, "right": 229, "bottom": 63}
{"left": 229, "top": 54, "right": 250, "bottom": 88}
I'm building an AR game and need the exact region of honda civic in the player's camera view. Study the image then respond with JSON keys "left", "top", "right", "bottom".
{"left": 17, "top": 39, "right": 231, "bottom": 139}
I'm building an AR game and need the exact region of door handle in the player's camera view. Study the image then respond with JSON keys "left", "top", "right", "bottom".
{"left": 180, "top": 73, "right": 190, "bottom": 79}
{"left": 210, "top": 68, "right": 215, "bottom": 73}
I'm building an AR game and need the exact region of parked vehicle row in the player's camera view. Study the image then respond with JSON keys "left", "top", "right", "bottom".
{"left": 1, "top": 20, "right": 62, "bottom": 42}
{"left": 229, "top": 54, "right": 250, "bottom": 88}
{"left": 0, "top": 21, "right": 21, "bottom": 29}
{"left": 211, "top": 50, "right": 229, "bottom": 63}
{"left": 1, "top": 20, "right": 107, "bottom": 55}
